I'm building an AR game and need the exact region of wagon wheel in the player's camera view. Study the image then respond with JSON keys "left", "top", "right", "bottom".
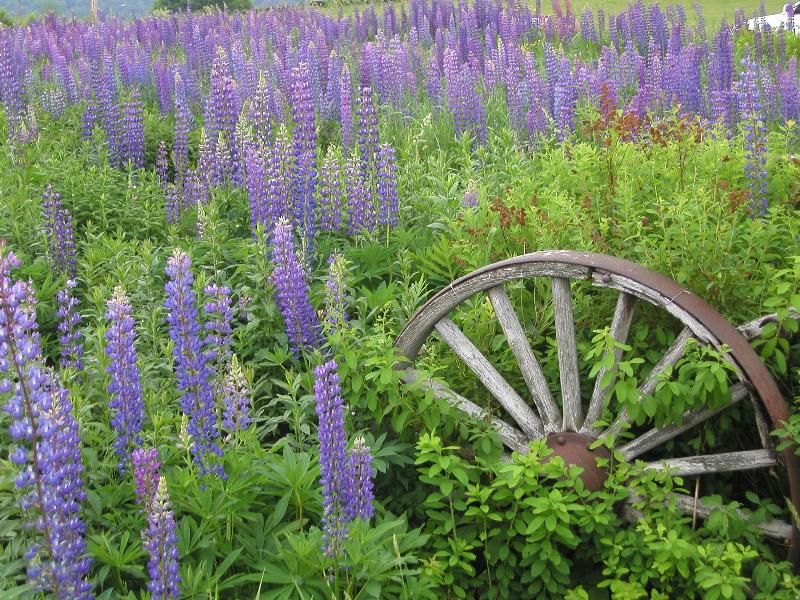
{"left": 395, "top": 250, "right": 800, "bottom": 564}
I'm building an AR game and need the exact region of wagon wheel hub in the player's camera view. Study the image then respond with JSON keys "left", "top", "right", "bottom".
{"left": 545, "top": 432, "right": 610, "bottom": 492}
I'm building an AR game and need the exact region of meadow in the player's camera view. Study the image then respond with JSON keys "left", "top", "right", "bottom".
{"left": 1, "top": 1, "right": 800, "bottom": 598}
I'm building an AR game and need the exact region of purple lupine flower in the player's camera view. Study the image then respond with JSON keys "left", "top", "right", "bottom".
{"left": 270, "top": 219, "right": 321, "bottom": 356}
{"left": 462, "top": 180, "right": 479, "bottom": 208}
{"left": 553, "top": 58, "right": 577, "bottom": 141}
{"left": 211, "top": 132, "right": 232, "bottom": 188}
{"left": 122, "top": 89, "right": 146, "bottom": 170}
{"left": 346, "top": 437, "right": 374, "bottom": 521}
{"left": 143, "top": 478, "right": 181, "bottom": 600}
{"left": 0, "top": 34, "right": 23, "bottom": 139}
{"left": 289, "top": 62, "right": 318, "bottom": 255}
{"left": 165, "top": 249, "right": 224, "bottom": 478}
{"left": 0, "top": 245, "right": 93, "bottom": 598}
{"left": 132, "top": 447, "right": 160, "bottom": 511}
{"left": 105, "top": 286, "right": 145, "bottom": 470}
{"left": 203, "top": 283, "right": 233, "bottom": 365}
{"left": 345, "top": 153, "right": 375, "bottom": 234}
{"left": 220, "top": 355, "right": 252, "bottom": 436}
{"left": 56, "top": 279, "right": 83, "bottom": 371}
{"left": 49, "top": 204, "right": 78, "bottom": 279}
{"left": 376, "top": 143, "right": 399, "bottom": 227}
{"left": 156, "top": 140, "right": 170, "bottom": 188}
{"left": 41, "top": 186, "right": 77, "bottom": 277}
{"left": 165, "top": 183, "right": 180, "bottom": 225}
{"left": 206, "top": 48, "right": 240, "bottom": 184}
{"left": 314, "top": 359, "right": 351, "bottom": 557}
{"left": 41, "top": 184, "right": 61, "bottom": 260}
{"left": 244, "top": 142, "right": 267, "bottom": 235}
{"left": 262, "top": 127, "right": 294, "bottom": 233}
{"left": 250, "top": 72, "right": 274, "bottom": 148}
{"left": 317, "top": 146, "right": 343, "bottom": 232}
{"left": 173, "top": 72, "right": 191, "bottom": 177}
{"left": 737, "top": 56, "right": 769, "bottom": 217}
{"left": 323, "top": 251, "right": 348, "bottom": 331}
{"left": 356, "top": 86, "right": 379, "bottom": 178}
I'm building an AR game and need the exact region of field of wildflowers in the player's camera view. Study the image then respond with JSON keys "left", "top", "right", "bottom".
{"left": 1, "top": 1, "right": 800, "bottom": 598}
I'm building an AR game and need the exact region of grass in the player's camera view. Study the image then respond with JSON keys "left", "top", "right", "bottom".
{"left": 334, "top": 1, "right": 791, "bottom": 31}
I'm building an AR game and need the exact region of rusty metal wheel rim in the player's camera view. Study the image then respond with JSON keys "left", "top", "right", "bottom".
{"left": 395, "top": 250, "right": 800, "bottom": 563}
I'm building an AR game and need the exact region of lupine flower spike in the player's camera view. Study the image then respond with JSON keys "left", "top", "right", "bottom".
{"left": 314, "top": 359, "right": 351, "bottom": 557}
{"left": 105, "top": 286, "right": 145, "bottom": 470}
{"left": 165, "top": 249, "right": 224, "bottom": 479}
{"left": 56, "top": 278, "right": 84, "bottom": 370}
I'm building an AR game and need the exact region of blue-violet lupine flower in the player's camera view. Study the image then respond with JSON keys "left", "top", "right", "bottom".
{"left": 56, "top": 278, "right": 84, "bottom": 371}
{"left": 314, "top": 359, "right": 351, "bottom": 557}
{"left": 104, "top": 286, "right": 145, "bottom": 470}
{"left": 132, "top": 447, "right": 160, "bottom": 512}
{"left": 346, "top": 436, "right": 375, "bottom": 521}
{"left": 203, "top": 283, "right": 233, "bottom": 366}
{"left": 462, "top": 180, "right": 479, "bottom": 209}
{"left": 317, "top": 146, "right": 343, "bottom": 232}
{"left": 736, "top": 56, "right": 769, "bottom": 217}
{"left": 156, "top": 140, "right": 170, "bottom": 187}
{"left": 220, "top": 355, "right": 252, "bottom": 436}
{"left": 165, "top": 249, "right": 224, "bottom": 479}
{"left": 143, "top": 478, "right": 181, "bottom": 600}
{"left": 270, "top": 219, "right": 322, "bottom": 356}
{"left": 0, "top": 245, "right": 93, "bottom": 598}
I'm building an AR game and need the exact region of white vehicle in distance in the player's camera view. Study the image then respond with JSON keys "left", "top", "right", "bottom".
{"left": 747, "top": 3, "right": 800, "bottom": 31}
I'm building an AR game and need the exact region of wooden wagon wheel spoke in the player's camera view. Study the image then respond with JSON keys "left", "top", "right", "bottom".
{"left": 643, "top": 449, "right": 778, "bottom": 476}
{"left": 581, "top": 291, "right": 637, "bottom": 435}
{"left": 433, "top": 317, "right": 544, "bottom": 439}
{"left": 552, "top": 277, "right": 582, "bottom": 431}
{"left": 600, "top": 327, "right": 695, "bottom": 442}
{"left": 623, "top": 491, "right": 793, "bottom": 540}
{"left": 401, "top": 367, "right": 530, "bottom": 454}
{"left": 395, "top": 251, "right": 800, "bottom": 563}
{"left": 619, "top": 382, "right": 749, "bottom": 461}
{"left": 487, "top": 285, "right": 561, "bottom": 432}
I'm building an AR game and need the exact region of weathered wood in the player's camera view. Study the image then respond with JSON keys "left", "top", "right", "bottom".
{"left": 601, "top": 327, "right": 695, "bottom": 442}
{"left": 487, "top": 285, "right": 562, "bottom": 432}
{"left": 591, "top": 272, "right": 717, "bottom": 347}
{"left": 623, "top": 491, "right": 792, "bottom": 540}
{"left": 395, "top": 262, "right": 592, "bottom": 363}
{"left": 401, "top": 368, "right": 530, "bottom": 454}
{"left": 582, "top": 292, "right": 637, "bottom": 435}
{"left": 737, "top": 309, "right": 798, "bottom": 340}
{"left": 552, "top": 277, "right": 582, "bottom": 431}
{"left": 644, "top": 449, "right": 777, "bottom": 476}
{"left": 434, "top": 317, "right": 544, "bottom": 439}
{"left": 619, "top": 383, "right": 749, "bottom": 460}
